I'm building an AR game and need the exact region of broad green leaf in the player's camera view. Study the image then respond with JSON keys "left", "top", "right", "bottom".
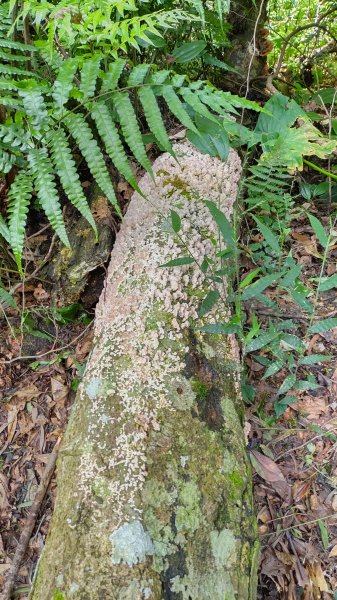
{"left": 295, "top": 379, "right": 321, "bottom": 391}
{"left": 308, "top": 214, "right": 328, "bottom": 248}
{"left": 0, "top": 285, "right": 19, "bottom": 310}
{"left": 290, "top": 290, "right": 313, "bottom": 313}
{"left": 263, "top": 360, "right": 283, "bottom": 379}
{"left": 172, "top": 40, "right": 207, "bottom": 63}
{"left": 299, "top": 354, "right": 332, "bottom": 365}
{"left": 170, "top": 210, "right": 181, "bottom": 233}
{"left": 318, "top": 273, "right": 337, "bottom": 292}
{"left": 277, "top": 373, "right": 296, "bottom": 396}
{"left": 160, "top": 256, "right": 195, "bottom": 267}
{"left": 309, "top": 318, "right": 337, "bottom": 334}
{"left": 239, "top": 268, "right": 261, "bottom": 289}
{"left": 281, "top": 264, "right": 302, "bottom": 288}
{"left": 253, "top": 217, "right": 281, "bottom": 255}
{"left": 205, "top": 200, "right": 234, "bottom": 248}
{"left": 256, "top": 93, "right": 304, "bottom": 135}
{"left": 197, "top": 321, "right": 240, "bottom": 334}
{"left": 281, "top": 333, "right": 305, "bottom": 351}
{"left": 245, "top": 331, "right": 279, "bottom": 353}
{"left": 275, "top": 396, "right": 297, "bottom": 417}
{"left": 317, "top": 519, "right": 329, "bottom": 551}
{"left": 198, "top": 289, "right": 220, "bottom": 317}
{"left": 241, "top": 273, "right": 282, "bottom": 301}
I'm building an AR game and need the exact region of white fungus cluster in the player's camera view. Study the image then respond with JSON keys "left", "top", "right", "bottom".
{"left": 75, "top": 142, "right": 241, "bottom": 530}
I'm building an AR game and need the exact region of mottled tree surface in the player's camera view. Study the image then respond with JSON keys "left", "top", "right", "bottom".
{"left": 30, "top": 143, "right": 259, "bottom": 600}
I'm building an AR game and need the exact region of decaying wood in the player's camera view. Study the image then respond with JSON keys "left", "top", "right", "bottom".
{"left": 29, "top": 143, "right": 259, "bottom": 600}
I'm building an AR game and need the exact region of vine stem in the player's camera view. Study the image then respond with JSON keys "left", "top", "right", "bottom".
{"left": 303, "top": 158, "right": 337, "bottom": 182}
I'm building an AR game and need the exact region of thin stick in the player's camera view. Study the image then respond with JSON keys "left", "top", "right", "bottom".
{"left": 4, "top": 321, "right": 93, "bottom": 365}
{"left": 1, "top": 438, "right": 61, "bottom": 600}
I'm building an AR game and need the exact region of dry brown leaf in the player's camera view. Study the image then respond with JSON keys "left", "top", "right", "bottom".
{"left": 293, "top": 480, "right": 311, "bottom": 502}
{"left": 329, "top": 544, "right": 337, "bottom": 557}
{"left": 6, "top": 405, "right": 18, "bottom": 444}
{"left": 51, "top": 377, "right": 68, "bottom": 406}
{"left": 0, "top": 473, "right": 10, "bottom": 512}
{"left": 296, "top": 396, "right": 327, "bottom": 419}
{"left": 306, "top": 560, "right": 329, "bottom": 592}
{"left": 33, "top": 283, "right": 50, "bottom": 302}
{"left": 250, "top": 450, "right": 291, "bottom": 500}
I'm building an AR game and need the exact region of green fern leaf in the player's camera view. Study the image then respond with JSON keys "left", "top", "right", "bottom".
{"left": 80, "top": 55, "right": 101, "bottom": 99}
{"left": 91, "top": 102, "right": 139, "bottom": 191}
{"left": 49, "top": 128, "right": 98, "bottom": 237}
{"left": 7, "top": 172, "right": 32, "bottom": 273}
{"left": 19, "top": 88, "right": 49, "bottom": 127}
{"left": 100, "top": 59, "right": 126, "bottom": 93}
{"left": 0, "top": 64, "right": 35, "bottom": 77}
{"left": 179, "top": 87, "right": 219, "bottom": 123}
{"left": 138, "top": 86, "right": 174, "bottom": 155}
{"left": 0, "top": 49, "right": 29, "bottom": 62}
{"left": 65, "top": 112, "right": 121, "bottom": 215}
{"left": 112, "top": 92, "right": 153, "bottom": 177}
{"left": 0, "top": 38, "right": 37, "bottom": 52}
{"left": 28, "top": 148, "right": 70, "bottom": 248}
{"left": 127, "top": 64, "right": 150, "bottom": 87}
{"left": 0, "top": 213, "right": 10, "bottom": 244}
{"left": 52, "top": 58, "right": 78, "bottom": 113}
{"left": 161, "top": 85, "right": 198, "bottom": 133}
{"left": 0, "top": 96, "right": 22, "bottom": 110}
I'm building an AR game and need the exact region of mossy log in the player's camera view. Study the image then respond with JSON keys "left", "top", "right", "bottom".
{"left": 30, "top": 142, "right": 259, "bottom": 600}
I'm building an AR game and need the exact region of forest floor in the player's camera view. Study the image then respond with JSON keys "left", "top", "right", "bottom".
{"left": 1, "top": 175, "right": 337, "bottom": 600}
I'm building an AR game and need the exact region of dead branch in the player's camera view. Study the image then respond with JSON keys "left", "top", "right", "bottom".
{"left": 1, "top": 437, "right": 61, "bottom": 600}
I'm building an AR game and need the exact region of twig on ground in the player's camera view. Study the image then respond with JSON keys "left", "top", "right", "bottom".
{"left": 3, "top": 321, "right": 93, "bottom": 365}
{"left": 1, "top": 437, "right": 61, "bottom": 600}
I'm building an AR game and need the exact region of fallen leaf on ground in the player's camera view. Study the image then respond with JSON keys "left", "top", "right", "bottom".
{"left": 250, "top": 450, "right": 292, "bottom": 500}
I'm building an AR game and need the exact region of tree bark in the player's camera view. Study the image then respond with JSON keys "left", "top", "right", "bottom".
{"left": 29, "top": 142, "right": 259, "bottom": 600}
{"left": 224, "top": 0, "right": 268, "bottom": 90}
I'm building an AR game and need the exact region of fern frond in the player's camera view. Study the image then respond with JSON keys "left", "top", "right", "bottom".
{"left": 0, "top": 64, "right": 35, "bottom": 77}
{"left": 52, "top": 58, "right": 78, "bottom": 113}
{"left": 79, "top": 55, "right": 101, "bottom": 99}
{"left": 100, "top": 59, "right": 126, "bottom": 93}
{"left": 28, "top": 148, "right": 70, "bottom": 248}
{"left": 19, "top": 88, "right": 49, "bottom": 127}
{"left": 127, "top": 64, "right": 150, "bottom": 86}
{"left": 0, "top": 38, "right": 37, "bottom": 52}
{"left": 137, "top": 86, "right": 174, "bottom": 155}
{"left": 7, "top": 172, "right": 32, "bottom": 273}
{"left": 112, "top": 92, "right": 154, "bottom": 177}
{"left": 64, "top": 112, "right": 121, "bottom": 216}
{"left": 0, "top": 213, "right": 10, "bottom": 244}
{"left": 49, "top": 128, "right": 98, "bottom": 237}
{"left": 161, "top": 85, "right": 198, "bottom": 133}
{"left": 179, "top": 87, "right": 219, "bottom": 123}
{"left": 90, "top": 102, "right": 140, "bottom": 191}
{"left": 0, "top": 50, "right": 30, "bottom": 62}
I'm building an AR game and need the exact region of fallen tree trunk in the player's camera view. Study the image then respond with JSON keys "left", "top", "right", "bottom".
{"left": 30, "top": 142, "right": 259, "bottom": 600}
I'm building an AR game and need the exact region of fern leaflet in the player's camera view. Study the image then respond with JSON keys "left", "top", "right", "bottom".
{"left": 79, "top": 55, "right": 101, "bottom": 99}
{"left": 161, "top": 86, "right": 198, "bottom": 133}
{"left": 137, "top": 86, "right": 174, "bottom": 155}
{"left": 91, "top": 102, "right": 140, "bottom": 191}
{"left": 65, "top": 112, "right": 121, "bottom": 216}
{"left": 112, "top": 92, "right": 154, "bottom": 177}
{"left": 28, "top": 148, "right": 70, "bottom": 248}
{"left": 7, "top": 172, "right": 33, "bottom": 273}
{"left": 49, "top": 128, "right": 98, "bottom": 237}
